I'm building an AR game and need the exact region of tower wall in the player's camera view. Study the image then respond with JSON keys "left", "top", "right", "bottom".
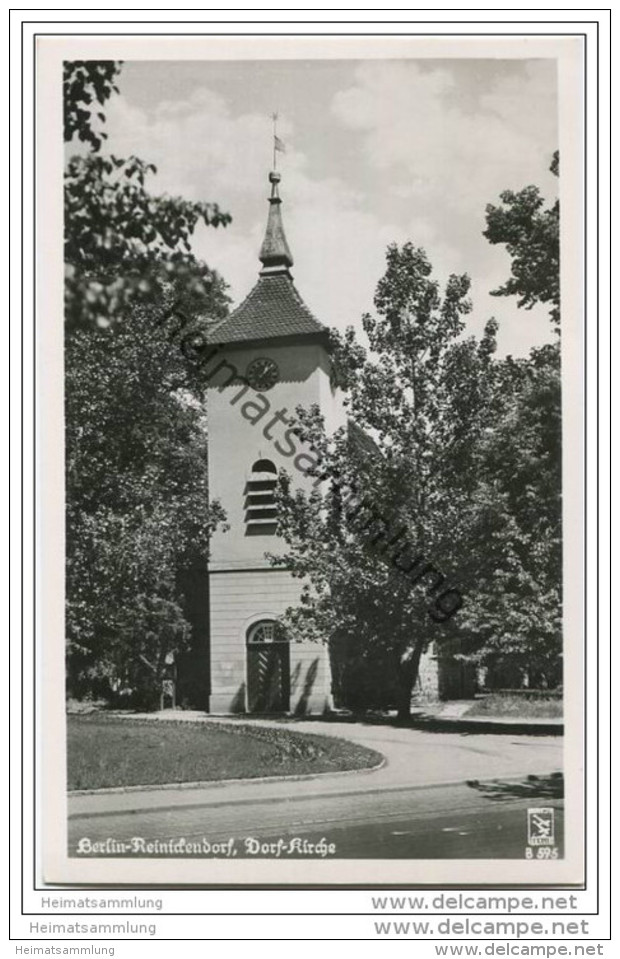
{"left": 209, "top": 568, "right": 331, "bottom": 715}
{"left": 206, "top": 337, "right": 344, "bottom": 713}
{"left": 207, "top": 339, "right": 344, "bottom": 570}
{"left": 203, "top": 169, "right": 346, "bottom": 714}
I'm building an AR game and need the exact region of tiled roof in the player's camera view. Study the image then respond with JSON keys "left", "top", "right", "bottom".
{"left": 207, "top": 272, "right": 327, "bottom": 345}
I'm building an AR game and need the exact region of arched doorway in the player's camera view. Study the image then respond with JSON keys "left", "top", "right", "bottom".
{"left": 246, "top": 619, "right": 290, "bottom": 713}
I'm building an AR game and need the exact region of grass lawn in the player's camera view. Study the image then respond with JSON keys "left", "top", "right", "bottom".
{"left": 67, "top": 715, "right": 383, "bottom": 791}
{"left": 464, "top": 694, "right": 563, "bottom": 719}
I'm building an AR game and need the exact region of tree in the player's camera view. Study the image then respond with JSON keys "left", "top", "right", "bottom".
{"left": 65, "top": 299, "right": 227, "bottom": 706}
{"left": 455, "top": 343, "right": 562, "bottom": 688}
{"left": 484, "top": 151, "right": 560, "bottom": 328}
{"left": 64, "top": 62, "right": 230, "bottom": 705}
{"left": 64, "top": 61, "right": 231, "bottom": 331}
{"left": 458, "top": 154, "right": 563, "bottom": 688}
{"left": 64, "top": 60, "right": 122, "bottom": 150}
{"left": 275, "top": 152, "right": 563, "bottom": 714}
{"left": 271, "top": 243, "right": 502, "bottom": 719}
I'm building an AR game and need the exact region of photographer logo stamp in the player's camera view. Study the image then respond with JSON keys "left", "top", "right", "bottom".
{"left": 527, "top": 808, "right": 555, "bottom": 847}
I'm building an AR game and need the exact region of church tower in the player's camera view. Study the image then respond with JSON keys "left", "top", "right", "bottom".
{"left": 204, "top": 170, "right": 345, "bottom": 714}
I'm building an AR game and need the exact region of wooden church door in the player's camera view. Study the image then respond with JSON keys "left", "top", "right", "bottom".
{"left": 246, "top": 620, "right": 290, "bottom": 713}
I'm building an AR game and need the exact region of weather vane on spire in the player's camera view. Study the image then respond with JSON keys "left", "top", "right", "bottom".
{"left": 272, "top": 111, "right": 286, "bottom": 170}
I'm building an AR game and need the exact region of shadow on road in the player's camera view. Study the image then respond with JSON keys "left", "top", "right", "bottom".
{"left": 465, "top": 772, "right": 564, "bottom": 801}
{"left": 240, "top": 711, "right": 562, "bottom": 737}
{"left": 400, "top": 716, "right": 563, "bottom": 736}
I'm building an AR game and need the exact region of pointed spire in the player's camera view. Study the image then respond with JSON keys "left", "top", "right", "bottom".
{"left": 259, "top": 171, "right": 294, "bottom": 275}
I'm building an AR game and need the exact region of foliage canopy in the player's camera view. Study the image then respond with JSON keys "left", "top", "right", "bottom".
{"left": 64, "top": 62, "right": 229, "bottom": 705}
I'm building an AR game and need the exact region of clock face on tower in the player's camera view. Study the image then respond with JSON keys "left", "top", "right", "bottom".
{"left": 246, "top": 357, "right": 279, "bottom": 392}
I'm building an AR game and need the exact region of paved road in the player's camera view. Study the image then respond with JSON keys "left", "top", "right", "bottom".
{"left": 68, "top": 720, "right": 564, "bottom": 860}
{"left": 69, "top": 778, "right": 564, "bottom": 860}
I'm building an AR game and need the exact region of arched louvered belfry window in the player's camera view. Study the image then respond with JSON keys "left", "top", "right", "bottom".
{"left": 245, "top": 458, "right": 278, "bottom": 530}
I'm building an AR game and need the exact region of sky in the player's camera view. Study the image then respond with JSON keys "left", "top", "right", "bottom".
{"left": 98, "top": 58, "right": 559, "bottom": 357}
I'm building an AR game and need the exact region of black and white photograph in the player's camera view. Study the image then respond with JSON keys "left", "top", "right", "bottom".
{"left": 35, "top": 33, "right": 587, "bottom": 888}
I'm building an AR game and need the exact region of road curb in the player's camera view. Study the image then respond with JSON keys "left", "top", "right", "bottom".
{"left": 68, "top": 768, "right": 563, "bottom": 821}
{"left": 68, "top": 754, "right": 386, "bottom": 799}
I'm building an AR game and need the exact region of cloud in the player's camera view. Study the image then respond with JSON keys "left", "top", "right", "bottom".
{"left": 332, "top": 60, "right": 558, "bottom": 213}
{"left": 105, "top": 88, "right": 280, "bottom": 206}
{"left": 330, "top": 59, "right": 559, "bottom": 351}
{"left": 97, "top": 61, "right": 558, "bottom": 355}
{"left": 102, "top": 83, "right": 456, "bottom": 339}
